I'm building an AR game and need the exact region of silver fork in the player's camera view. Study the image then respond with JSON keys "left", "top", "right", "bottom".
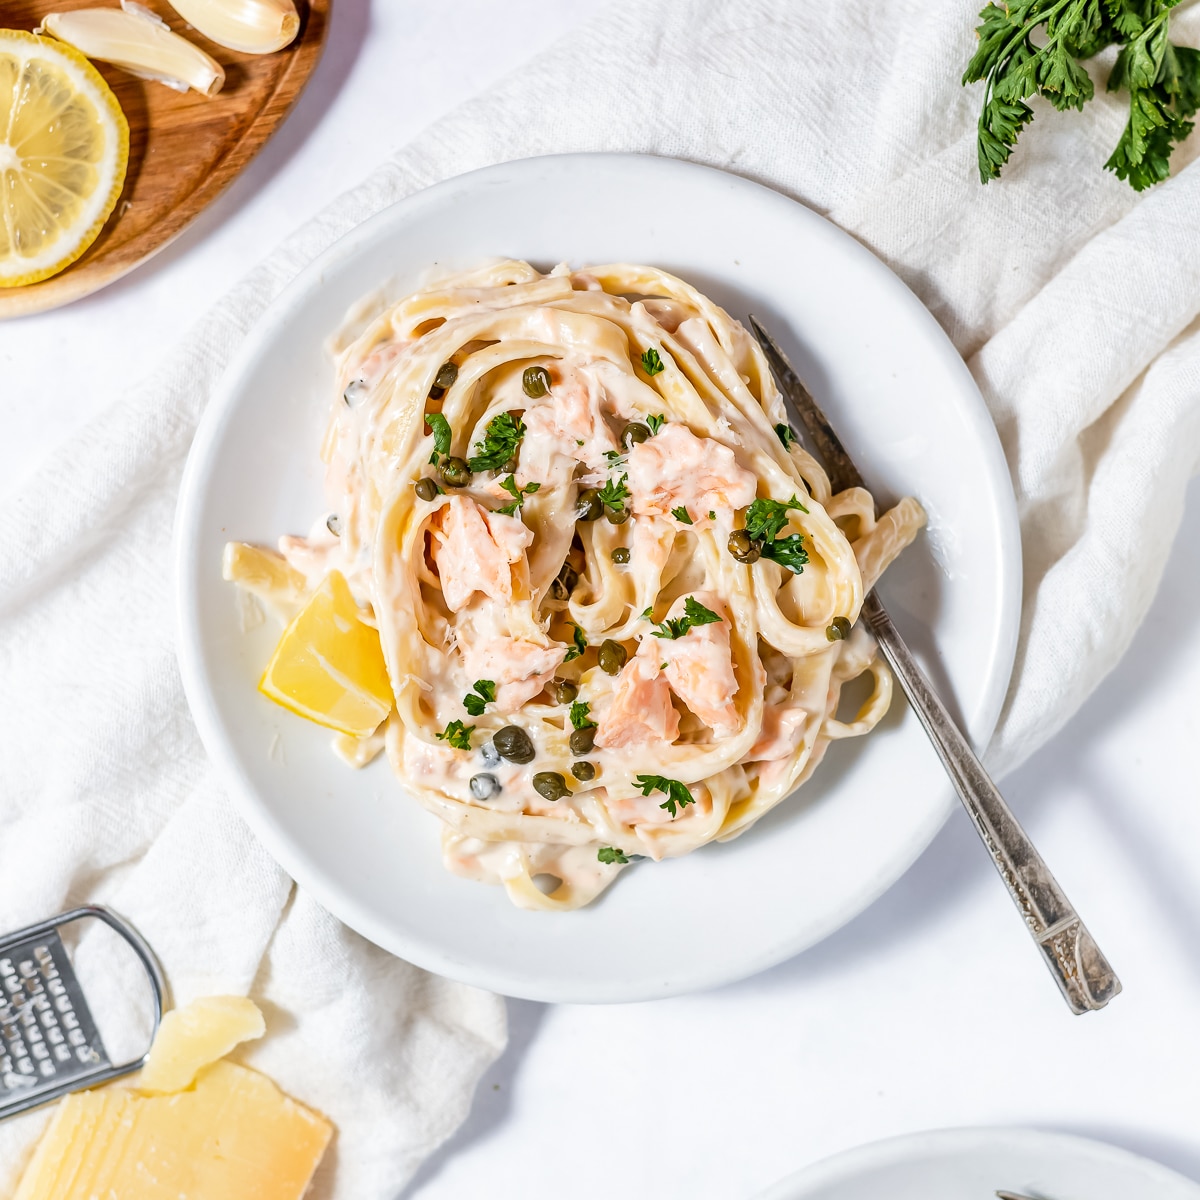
{"left": 751, "top": 316, "right": 1121, "bottom": 1015}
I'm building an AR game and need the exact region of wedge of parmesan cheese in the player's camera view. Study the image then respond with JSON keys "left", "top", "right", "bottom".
{"left": 137, "top": 993, "right": 265, "bottom": 1093}
{"left": 13, "top": 998, "right": 331, "bottom": 1200}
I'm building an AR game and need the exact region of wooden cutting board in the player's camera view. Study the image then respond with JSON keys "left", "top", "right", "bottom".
{"left": 1, "top": 0, "right": 329, "bottom": 319}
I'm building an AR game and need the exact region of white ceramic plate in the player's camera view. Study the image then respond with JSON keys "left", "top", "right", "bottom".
{"left": 756, "top": 1128, "right": 1200, "bottom": 1200}
{"left": 175, "top": 154, "right": 1020, "bottom": 1003}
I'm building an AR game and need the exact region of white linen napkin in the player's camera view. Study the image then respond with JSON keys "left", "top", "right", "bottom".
{"left": 3, "top": 0, "right": 1200, "bottom": 1193}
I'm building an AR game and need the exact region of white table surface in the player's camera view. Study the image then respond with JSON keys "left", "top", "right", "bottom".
{"left": 3, "top": 4, "right": 1199, "bottom": 1198}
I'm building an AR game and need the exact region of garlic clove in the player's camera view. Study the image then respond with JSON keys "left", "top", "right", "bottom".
{"left": 40, "top": 7, "right": 225, "bottom": 98}
{"left": 164, "top": 0, "right": 300, "bottom": 55}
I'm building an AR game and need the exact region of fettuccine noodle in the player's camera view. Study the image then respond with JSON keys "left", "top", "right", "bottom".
{"left": 226, "top": 260, "right": 926, "bottom": 910}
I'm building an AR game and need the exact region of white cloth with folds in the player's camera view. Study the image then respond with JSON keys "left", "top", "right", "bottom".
{"left": 2, "top": 0, "right": 1199, "bottom": 1193}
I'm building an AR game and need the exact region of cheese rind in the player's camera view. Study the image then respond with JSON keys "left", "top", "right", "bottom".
{"left": 137, "top": 993, "right": 266, "bottom": 1093}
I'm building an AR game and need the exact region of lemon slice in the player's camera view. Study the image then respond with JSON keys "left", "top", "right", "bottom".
{"left": 259, "top": 571, "right": 394, "bottom": 738}
{"left": 0, "top": 31, "right": 129, "bottom": 288}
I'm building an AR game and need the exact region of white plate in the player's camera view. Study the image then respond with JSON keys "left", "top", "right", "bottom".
{"left": 175, "top": 154, "right": 1020, "bottom": 1003}
{"left": 756, "top": 1128, "right": 1200, "bottom": 1200}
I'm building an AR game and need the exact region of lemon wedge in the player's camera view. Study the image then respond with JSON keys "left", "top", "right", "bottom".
{"left": 259, "top": 571, "right": 394, "bottom": 738}
{"left": 0, "top": 31, "right": 129, "bottom": 288}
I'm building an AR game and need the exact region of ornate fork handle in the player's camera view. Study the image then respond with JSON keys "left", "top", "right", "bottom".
{"left": 863, "top": 592, "right": 1121, "bottom": 1013}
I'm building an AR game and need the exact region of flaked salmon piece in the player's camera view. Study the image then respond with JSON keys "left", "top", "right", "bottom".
{"left": 658, "top": 592, "right": 741, "bottom": 736}
{"left": 594, "top": 651, "right": 680, "bottom": 750}
{"left": 520, "top": 368, "right": 619, "bottom": 486}
{"left": 431, "top": 496, "right": 533, "bottom": 613}
{"left": 625, "top": 423, "right": 756, "bottom": 525}
{"left": 749, "top": 703, "right": 808, "bottom": 761}
{"left": 458, "top": 632, "right": 566, "bottom": 713}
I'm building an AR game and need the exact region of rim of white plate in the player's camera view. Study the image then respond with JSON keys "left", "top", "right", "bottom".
{"left": 174, "top": 153, "right": 1022, "bottom": 1002}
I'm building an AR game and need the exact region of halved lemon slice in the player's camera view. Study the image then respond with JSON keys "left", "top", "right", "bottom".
{"left": 0, "top": 30, "right": 129, "bottom": 288}
{"left": 259, "top": 571, "right": 394, "bottom": 738}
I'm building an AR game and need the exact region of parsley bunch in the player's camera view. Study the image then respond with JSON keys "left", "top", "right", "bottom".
{"left": 963, "top": 0, "right": 1200, "bottom": 190}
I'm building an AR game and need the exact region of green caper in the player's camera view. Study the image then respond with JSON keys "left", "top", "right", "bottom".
{"left": 569, "top": 726, "right": 596, "bottom": 756}
{"left": 532, "top": 771, "right": 569, "bottom": 801}
{"left": 501, "top": 454, "right": 520, "bottom": 474}
{"left": 597, "top": 639, "right": 627, "bottom": 675}
{"left": 551, "top": 678, "right": 578, "bottom": 705}
{"left": 550, "top": 562, "right": 579, "bottom": 601}
{"left": 434, "top": 361, "right": 459, "bottom": 390}
{"left": 522, "top": 365, "right": 551, "bottom": 398}
{"left": 571, "top": 761, "right": 596, "bottom": 782}
{"left": 494, "top": 725, "right": 535, "bottom": 763}
{"left": 611, "top": 547, "right": 630, "bottom": 564}
{"left": 605, "top": 505, "right": 630, "bottom": 526}
{"left": 728, "top": 529, "right": 762, "bottom": 563}
{"left": 439, "top": 456, "right": 472, "bottom": 488}
{"left": 620, "top": 421, "right": 651, "bottom": 450}
{"left": 414, "top": 477, "right": 439, "bottom": 502}
{"left": 826, "top": 616, "right": 852, "bottom": 642}
{"left": 575, "top": 488, "right": 603, "bottom": 521}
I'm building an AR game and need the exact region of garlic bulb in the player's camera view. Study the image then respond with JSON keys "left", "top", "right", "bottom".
{"left": 40, "top": 5, "right": 225, "bottom": 97}
{"left": 164, "top": 0, "right": 300, "bottom": 55}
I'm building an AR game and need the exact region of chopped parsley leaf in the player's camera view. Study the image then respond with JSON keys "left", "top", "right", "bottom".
{"left": 598, "top": 846, "right": 630, "bottom": 865}
{"left": 671, "top": 505, "right": 693, "bottom": 525}
{"left": 775, "top": 422, "right": 796, "bottom": 448}
{"left": 596, "top": 473, "right": 630, "bottom": 513}
{"left": 646, "top": 413, "right": 666, "bottom": 435}
{"left": 650, "top": 594, "right": 723, "bottom": 640}
{"left": 708, "top": 509, "right": 717, "bottom": 521}
{"left": 564, "top": 623, "right": 588, "bottom": 662}
{"left": 426, "top": 413, "right": 453, "bottom": 457}
{"left": 744, "top": 495, "right": 808, "bottom": 542}
{"left": 569, "top": 700, "right": 596, "bottom": 730}
{"left": 760, "top": 533, "right": 809, "bottom": 574}
{"left": 436, "top": 720, "right": 474, "bottom": 751}
{"left": 641, "top": 348, "right": 665, "bottom": 376}
{"left": 635, "top": 773, "right": 695, "bottom": 818}
{"left": 473, "top": 680, "right": 497, "bottom": 703}
{"left": 463, "top": 678, "right": 496, "bottom": 716}
{"left": 469, "top": 412, "right": 526, "bottom": 473}
{"left": 496, "top": 474, "right": 541, "bottom": 516}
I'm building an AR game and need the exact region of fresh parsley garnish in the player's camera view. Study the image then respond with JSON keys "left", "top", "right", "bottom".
{"left": 469, "top": 412, "right": 526, "bottom": 472}
{"left": 635, "top": 773, "right": 695, "bottom": 818}
{"left": 426, "top": 413, "right": 452, "bottom": 457}
{"left": 569, "top": 700, "right": 596, "bottom": 730}
{"left": 744, "top": 495, "right": 808, "bottom": 542}
{"left": 463, "top": 680, "right": 496, "bottom": 717}
{"left": 436, "top": 720, "right": 474, "bottom": 751}
{"left": 762, "top": 535, "right": 810, "bottom": 574}
{"left": 962, "top": 0, "right": 1200, "bottom": 191}
{"left": 596, "top": 473, "right": 630, "bottom": 513}
{"left": 563, "top": 623, "right": 587, "bottom": 662}
{"left": 641, "top": 348, "right": 665, "bottom": 376}
{"left": 708, "top": 510, "right": 717, "bottom": 521}
{"left": 650, "top": 595, "right": 723, "bottom": 640}
{"left": 670, "top": 505, "right": 693, "bottom": 525}
{"left": 641, "top": 606, "right": 654, "bottom": 621}
{"left": 775, "top": 422, "right": 796, "bottom": 448}
{"left": 646, "top": 413, "right": 666, "bottom": 434}
{"left": 597, "top": 846, "right": 630, "bottom": 864}
{"left": 496, "top": 474, "right": 541, "bottom": 515}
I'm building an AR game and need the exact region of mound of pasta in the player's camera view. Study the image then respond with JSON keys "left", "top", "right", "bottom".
{"left": 225, "top": 260, "right": 925, "bottom": 910}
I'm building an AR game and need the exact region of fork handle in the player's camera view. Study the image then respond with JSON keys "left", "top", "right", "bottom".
{"left": 861, "top": 592, "right": 1121, "bottom": 1014}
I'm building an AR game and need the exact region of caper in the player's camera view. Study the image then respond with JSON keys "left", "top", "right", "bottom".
{"left": 569, "top": 726, "right": 596, "bottom": 756}
{"left": 611, "top": 547, "right": 630, "bottom": 564}
{"left": 620, "top": 421, "right": 651, "bottom": 450}
{"left": 439, "top": 456, "right": 472, "bottom": 488}
{"left": 571, "top": 761, "right": 596, "bottom": 782}
{"left": 605, "top": 505, "right": 630, "bottom": 526}
{"left": 480, "top": 741, "right": 501, "bottom": 769}
{"left": 502, "top": 454, "right": 520, "bottom": 474}
{"left": 326, "top": 513, "right": 341, "bottom": 536}
{"left": 494, "top": 725, "right": 535, "bottom": 763}
{"left": 597, "top": 639, "right": 627, "bottom": 676}
{"left": 549, "top": 562, "right": 579, "bottom": 601}
{"left": 826, "top": 616, "right": 852, "bottom": 642}
{"left": 522, "top": 365, "right": 552, "bottom": 398}
{"left": 551, "top": 678, "right": 578, "bottom": 705}
{"left": 469, "top": 773, "right": 501, "bottom": 800}
{"left": 434, "top": 361, "right": 459, "bottom": 390}
{"left": 532, "top": 771, "right": 569, "bottom": 801}
{"left": 575, "top": 488, "right": 603, "bottom": 521}
{"left": 414, "top": 477, "right": 439, "bottom": 502}
{"left": 343, "top": 378, "right": 367, "bottom": 406}
{"left": 728, "top": 529, "right": 762, "bottom": 563}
